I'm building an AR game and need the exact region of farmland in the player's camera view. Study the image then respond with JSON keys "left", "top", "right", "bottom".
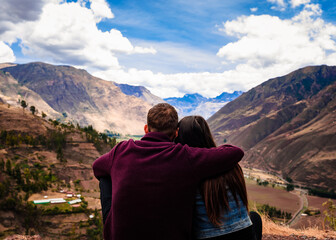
{"left": 244, "top": 168, "right": 334, "bottom": 230}
{"left": 246, "top": 179, "right": 300, "bottom": 216}
{"left": 291, "top": 195, "right": 332, "bottom": 230}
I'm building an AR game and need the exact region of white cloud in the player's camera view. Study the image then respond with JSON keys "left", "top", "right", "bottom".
{"left": 94, "top": 3, "right": 336, "bottom": 99}
{"left": 0, "top": 41, "right": 15, "bottom": 62}
{"left": 250, "top": 7, "right": 258, "bottom": 12}
{"left": 93, "top": 62, "right": 281, "bottom": 98}
{"left": 292, "top": 4, "right": 322, "bottom": 22}
{"left": 0, "top": 0, "right": 61, "bottom": 35}
{"left": 290, "top": 0, "right": 310, "bottom": 8}
{"left": 267, "top": 0, "right": 286, "bottom": 11}
{"left": 0, "top": 0, "right": 335, "bottom": 100}
{"left": 133, "top": 46, "right": 157, "bottom": 55}
{"left": 267, "top": 0, "right": 285, "bottom": 6}
{"left": 0, "top": 0, "right": 156, "bottom": 70}
{"left": 116, "top": 40, "right": 224, "bottom": 74}
{"left": 94, "top": 68, "right": 231, "bottom": 98}
{"left": 217, "top": 5, "right": 336, "bottom": 69}
{"left": 89, "top": 0, "right": 114, "bottom": 22}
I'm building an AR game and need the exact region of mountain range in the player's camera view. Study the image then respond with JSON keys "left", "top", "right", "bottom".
{"left": 1, "top": 61, "right": 335, "bottom": 190}
{"left": 0, "top": 61, "right": 243, "bottom": 132}
{"left": 208, "top": 65, "right": 336, "bottom": 190}
{"left": 0, "top": 62, "right": 162, "bottom": 135}
{"left": 114, "top": 83, "right": 163, "bottom": 105}
{"left": 164, "top": 91, "right": 242, "bottom": 118}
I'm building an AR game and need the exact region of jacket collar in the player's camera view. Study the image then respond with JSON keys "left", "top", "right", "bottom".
{"left": 141, "top": 132, "right": 173, "bottom": 143}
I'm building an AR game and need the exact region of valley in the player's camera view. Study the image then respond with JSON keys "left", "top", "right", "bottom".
{"left": 208, "top": 65, "right": 336, "bottom": 191}
{"left": 243, "top": 167, "right": 332, "bottom": 231}
{"left": 0, "top": 63, "right": 335, "bottom": 239}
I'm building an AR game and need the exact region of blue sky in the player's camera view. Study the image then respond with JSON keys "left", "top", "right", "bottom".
{"left": 0, "top": 0, "right": 336, "bottom": 98}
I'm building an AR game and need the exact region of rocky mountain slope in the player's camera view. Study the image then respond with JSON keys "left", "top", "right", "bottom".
{"left": 208, "top": 65, "right": 336, "bottom": 190}
{"left": 115, "top": 83, "right": 164, "bottom": 105}
{"left": 0, "top": 66, "right": 61, "bottom": 119}
{"left": 1, "top": 92, "right": 335, "bottom": 239}
{"left": 164, "top": 91, "right": 242, "bottom": 118}
{"left": 0, "top": 102, "right": 111, "bottom": 238}
{"left": 0, "top": 62, "right": 157, "bottom": 135}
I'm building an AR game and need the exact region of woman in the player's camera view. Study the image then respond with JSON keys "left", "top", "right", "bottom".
{"left": 175, "top": 116, "right": 262, "bottom": 240}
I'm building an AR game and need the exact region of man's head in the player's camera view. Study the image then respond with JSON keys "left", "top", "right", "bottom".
{"left": 144, "top": 103, "right": 178, "bottom": 140}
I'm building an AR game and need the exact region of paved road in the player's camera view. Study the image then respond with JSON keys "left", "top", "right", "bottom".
{"left": 287, "top": 189, "right": 308, "bottom": 226}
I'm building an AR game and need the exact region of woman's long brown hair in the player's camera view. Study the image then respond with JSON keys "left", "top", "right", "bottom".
{"left": 175, "top": 116, "right": 248, "bottom": 226}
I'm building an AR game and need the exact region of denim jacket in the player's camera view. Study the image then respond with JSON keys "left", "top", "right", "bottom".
{"left": 193, "top": 190, "right": 252, "bottom": 239}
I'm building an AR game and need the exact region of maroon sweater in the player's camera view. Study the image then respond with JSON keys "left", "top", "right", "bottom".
{"left": 92, "top": 132, "right": 244, "bottom": 240}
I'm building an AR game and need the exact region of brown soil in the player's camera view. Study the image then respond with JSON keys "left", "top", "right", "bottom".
{"left": 263, "top": 234, "right": 336, "bottom": 240}
{"left": 291, "top": 196, "right": 332, "bottom": 230}
{"left": 0, "top": 102, "right": 109, "bottom": 238}
{"left": 247, "top": 181, "right": 301, "bottom": 214}
{"left": 0, "top": 105, "right": 49, "bottom": 136}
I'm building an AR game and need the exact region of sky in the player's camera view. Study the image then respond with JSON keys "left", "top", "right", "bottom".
{"left": 0, "top": 0, "right": 336, "bottom": 98}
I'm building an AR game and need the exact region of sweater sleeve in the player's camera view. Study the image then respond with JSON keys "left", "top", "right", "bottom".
{"left": 92, "top": 144, "right": 119, "bottom": 179}
{"left": 186, "top": 144, "right": 244, "bottom": 180}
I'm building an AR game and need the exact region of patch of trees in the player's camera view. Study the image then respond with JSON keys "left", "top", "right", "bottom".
{"left": 257, "top": 203, "right": 292, "bottom": 221}
{"left": 0, "top": 130, "right": 40, "bottom": 147}
{"left": 285, "top": 176, "right": 293, "bottom": 183}
{"left": 42, "top": 204, "right": 87, "bottom": 215}
{"left": 19, "top": 100, "right": 40, "bottom": 117}
{"left": 0, "top": 194, "right": 43, "bottom": 235}
{"left": 286, "top": 184, "right": 295, "bottom": 192}
{"left": 30, "top": 106, "right": 36, "bottom": 115}
{"left": 0, "top": 159, "right": 56, "bottom": 234}
{"left": 20, "top": 100, "right": 27, "bottom": 111}
{"left": 256, "top": 179, "right": 269, "bottom": 187}
{"left": 78, "top": 125, "right": 117, "bottom": 152}
{"left": 45, "top": 129, "right": 67, "bottom": 162}
{"left": 323, "top": 199, "right": 336, "bottom": 231}
{"left": 0, "top": 129, "right": 67, "bottom": 162}
{"left": 308, "top": 188, "right": 336, "bottom": 199}
{"left": 86, "top": 209, "right": 103, "bottom": 240}
{"left": 47, "top": 120, "right": 117, "bottom": 153}
{"left": 303, "top": 208, "right": 320, "bottom": 216}
{"left": 105, "top": 130, "right": 121, "bottom": 138}
{"left": 0, "top": 158, "right": 57, "bottom": 195}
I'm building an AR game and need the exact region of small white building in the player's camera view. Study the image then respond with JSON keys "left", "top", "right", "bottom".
{"left": 50, "top": 198, "right": 66, "bottom": 204}
{"left": 68, "top": 199, "right": 82, "bottom": 205}
{"left": 33, "top": 198, "right": 66, "bottom": 204}
{"left": 33, "top": 199, "right": 50, "bottom": 204}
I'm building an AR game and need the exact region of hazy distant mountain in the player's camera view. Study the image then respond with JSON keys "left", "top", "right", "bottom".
{"left": 0, "top": 62, "right": 154, "bottom": 134}
{"left": 208, "top": 65, "right": 336, "bottom": 190}
{"left": 164, "top": 91, "right": 242, "bottom": 119}
{"left": 114, "top": 83, "right": 164, "bottom": 105}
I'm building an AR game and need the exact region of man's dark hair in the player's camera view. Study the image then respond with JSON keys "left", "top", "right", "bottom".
{"left": 147, "top": 103, "right": 178, "bottom": 139}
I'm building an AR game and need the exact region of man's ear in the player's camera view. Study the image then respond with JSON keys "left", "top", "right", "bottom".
{"left": 175, "top": 128, "right": 179, "bottom": 139}
{"left": 144, "top": 124, "right": 149, "bottom": 134}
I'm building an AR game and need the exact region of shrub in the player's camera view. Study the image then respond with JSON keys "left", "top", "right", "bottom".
{"left": 286, "top": 184, "right": 294, "bottom": 191}
{"left": 323, "top": 199, "right": 336, "bottom": 230}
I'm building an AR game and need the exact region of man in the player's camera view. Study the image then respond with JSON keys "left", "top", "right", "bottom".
{"left": 92, "top": 103, "right": 244, "bottom": 240}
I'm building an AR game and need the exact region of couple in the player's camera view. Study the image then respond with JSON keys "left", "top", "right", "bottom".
{"left": 93, "top": 103, "right": 262, "bottom": 240}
